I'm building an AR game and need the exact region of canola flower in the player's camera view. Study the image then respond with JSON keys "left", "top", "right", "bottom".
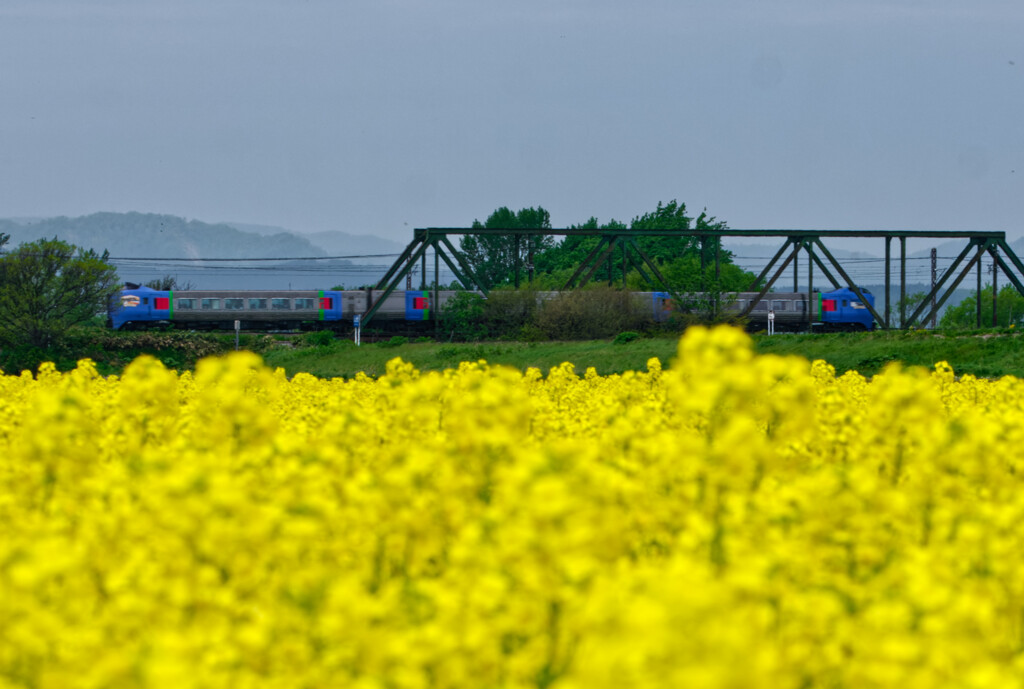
{"left": 2, "top": 326, "right": 1024, "bottom": 688}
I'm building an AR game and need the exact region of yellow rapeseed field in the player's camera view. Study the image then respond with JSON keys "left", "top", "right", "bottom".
{"left": 3, "top": 325, "right": 1024, "bottom": 688}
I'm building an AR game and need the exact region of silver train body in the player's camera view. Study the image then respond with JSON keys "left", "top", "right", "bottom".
{"left": 110, "top": 286, "right": 871, "bottom": 331}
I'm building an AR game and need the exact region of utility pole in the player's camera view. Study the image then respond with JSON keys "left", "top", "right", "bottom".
{"left": 931, "top": 248, "right": 938, "bottom": 329}
{"left": 884, "top": 236, "right": 891, "bottom": 328}
{"left": 900, "top": 237, "right": 906, "bottom": 327}
{"left": 807, "top": 243, "right": 814, "bottom": 331}
{"left": 992, "top": 252, "right": 999, "bottom": 327}
{"left": 976, "top": 244, "right": 983, "bottom": 329}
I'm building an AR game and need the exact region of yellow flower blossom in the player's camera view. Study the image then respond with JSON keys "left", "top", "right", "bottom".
{"left": 1, "top": 326, "right": 1024, "bottom": 688}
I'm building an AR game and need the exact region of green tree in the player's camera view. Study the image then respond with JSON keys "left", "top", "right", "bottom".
{"left": 145, "top": 274, "right": 196, "bottom": 291}
{"left": 892, "top": 291, "right": 929, "bottom": 328}
{"left": 0, "top": 237, "right": 120, "bottom": 349}
{"left": 532, "top": 217, "right": 627, "bottom": 279}
{"left": 628, "top": 199, "right": 701, "bottom": 263}
{"left": 459, "top": 207, "right": 555, "bottom": 288}
{"left": 628, "top": 202, "right": 734, "bottom": 271}
{"left": 438, "top": 290, "right": 488, "bottom": 341}
{"left": 940, "top": 285, "right": 1024, "bottom": 329}
{"left": 532, "top": 200, "right": 753, "bottom": 294}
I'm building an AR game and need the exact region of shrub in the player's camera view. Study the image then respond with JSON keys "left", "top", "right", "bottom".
{"left": 532, "top": 287, "right": 653, "bottom": 340}
{"left": 0, "top": 345, "right": 50, "bottom": 375}
{"left": 379, "top": 336, "right": 409, "bottom": 348}
{"left": 241, "top": 334, "right": 280, "bottom": 354}
{"left": 481, "top": 288, "right": 541, "bottom": 339}
{"left": 518, "top": 324, "right": 549, "bottom": 342}
{"left": 297, "top": 330, "right": 336, "bottom": 348}
{"left": 435, "top": 345, "right": 460, "bottom": 360}
{"left": 438, "top": 291, "right": 488, "bottom": 341}
{"left": 613, "top": 331, "right": 642, "bottom": 345}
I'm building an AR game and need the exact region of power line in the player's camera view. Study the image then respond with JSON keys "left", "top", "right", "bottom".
{"left": 109, "top": 253, "right": 403, "bottom": 262}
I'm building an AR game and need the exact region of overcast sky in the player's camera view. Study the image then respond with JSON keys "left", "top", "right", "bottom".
{"left": 1, "top": 0, "right": 1021, "bottom": 245}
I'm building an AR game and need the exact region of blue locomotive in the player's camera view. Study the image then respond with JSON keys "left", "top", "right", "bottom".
{"left": 653, "top": 286, "right": 875, "bottom": 331}
{"left": 817, "top": 287, "right": 876, "bottom": 330}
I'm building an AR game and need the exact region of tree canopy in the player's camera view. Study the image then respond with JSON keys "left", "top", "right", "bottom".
{"left": 463, "top": 200, "right": 754, "bottom": 293}
{"left": 940, "top": 285, "right": 1024, "bottom": 329}
{"left": 0, "top": 237, "right": 120, "bottom": 349}
{"left": 459, "top": 207, "right": 555, "bottom": 289}
{"left": 144, "top": 274, "right": 196, "bottom": 291}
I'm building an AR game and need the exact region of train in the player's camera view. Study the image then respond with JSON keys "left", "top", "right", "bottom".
{"left": 109, "top": 285, "right": 439, "bottom": 331}
{"left": 108, "top": 284, "right": 875, "bottom": 332}
{"left": 654, "top": 287, "right": 875, "bottom": 331}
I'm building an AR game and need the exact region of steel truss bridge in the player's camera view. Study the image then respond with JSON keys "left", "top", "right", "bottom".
{"left": 361, "top": 228, "right": 1024, "bottom": 331}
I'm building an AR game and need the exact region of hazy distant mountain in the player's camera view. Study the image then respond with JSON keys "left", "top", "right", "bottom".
{"left": 0, "top": 212, "right": 326, "bottom": 259}
{"left": 302, "top": 231, "right": 405, "bottom": 260}
{"left": 221, "top": 222, "right": 296, "bottom": 237}
{"left": 0, "top": 213, "right": 419, "bottom": 290}
{"left": 221, "top": 223, "right": 406, "bottom": 263}
{"left": 3, "top": 217, "right": 46, "bottom": 226}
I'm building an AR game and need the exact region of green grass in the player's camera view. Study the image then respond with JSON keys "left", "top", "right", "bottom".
{"left": 261, "top": 338, "right": 679, "bottom": 379}
{"left": 261, "top": 329, "right": 1024, "bottom": 380}
{"left": 753, "top": 330, "right": 1024, "bottom": 378}
{"left": 18, "top": 326, "right": 1024, "bottom": 380}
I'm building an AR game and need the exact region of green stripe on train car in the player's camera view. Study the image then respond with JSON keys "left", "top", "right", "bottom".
{"left": 318, "top": 289, "right": 324, "bottom": 320}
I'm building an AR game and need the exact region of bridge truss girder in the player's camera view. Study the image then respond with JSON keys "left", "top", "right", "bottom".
{"left": 359, "top": 227, "right": 1024, "bottom": 330}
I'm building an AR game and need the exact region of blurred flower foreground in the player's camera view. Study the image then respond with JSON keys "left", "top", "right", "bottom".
{"left": 2, "top": 326, "right": 1024, "bottom": 689}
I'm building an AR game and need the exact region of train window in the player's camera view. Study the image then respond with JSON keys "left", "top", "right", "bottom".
{"left": 142, "top": 298, "right": 149, "bottom": 305}
{"left": 271, "top": 299, "right": 291, "bottom": 310}
{"left": 224, "top": 298, "right": 244, "bottom": 310}
{"left": 294, "top": 298, "right": 315, "bottom": 310}
{"left": 201, "top": 299, "right": 221, "bottom": 310}
{"left": 751, "top": 301, "right": 768, "bottom": 311}
{"left": 177, "top": 299, "right": 196, "bottom": 310}
{"left": 796, "top": 300, "right": 807, "bottom": 312}
{"left": 842, "top": 300, "right": 848, "bottom": 307}
{"left": 248, "top": 298, "right": 268, "bottom": 310}
{"left": 772, "top": 300, "right": 789, "bottom": 311}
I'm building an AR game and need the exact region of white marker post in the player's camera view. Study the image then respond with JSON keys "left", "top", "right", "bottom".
{"left": 234, "top": 319, "right": 241, "bottom": 350}
{"left": 353, "top": 314, "right": 361, "bottom": 346}
{"left": 767, "top": 309, "right": 775, "bottom": 336}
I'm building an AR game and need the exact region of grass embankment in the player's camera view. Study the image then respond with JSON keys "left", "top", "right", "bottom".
{"left": 262, "top": 329, "right": 1024, "bottom": 379}
{"left": 9, "top": 327, "right": 1024, "bottom": 379}
{"left": 755, "top": 330, "right": 1024, "bottom": 379}
{"left": 0, "top": 330, "right": 268, "bottom": 377}
{"left": 262, "top": 338, "right": 679, "bottom": 378}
